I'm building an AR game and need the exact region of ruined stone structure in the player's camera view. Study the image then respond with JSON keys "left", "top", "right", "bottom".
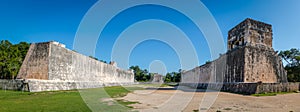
{"left": 0, "top": 41, "right": 134, "bottom": 92}
{"left": 227, "top": 18, "right": 273, "bottom": 51}
{"left": 182, "top": 18, "right": 298, "bottom": 94}
{"left": 151, "top": 74, "right": 164, "bottom": 83}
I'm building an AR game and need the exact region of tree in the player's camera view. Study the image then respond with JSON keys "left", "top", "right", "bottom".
{"left": 0, "top": 40, "right": 30, "bottom": 79}
{"left": 164, "top": 73, "right": 172, "bottom": 83}
{"left": 279, "top": 48, "right": 300, "bottom": 67}
{"left": 89, "top": 56, "right": 98, "bottom": 60}
{"left": 99, "top": 60, "right": 107, "bottom": 63}
{"left": 129, "top": 66, "right": 151, "bottom": 82}
{"left": 172, "top": 72, "right": 181, "bottom": 82}
{"left": 129, "top": 65, "right": 182, "bottom": 82}
{"left": 279, "top": 48, "right": 300, "bottom": 82}
{"left": 164, "top": 69, "right": 182, "bottom": 83}
{"left": 205, "top": 60, "right": 212, "bottom": 64}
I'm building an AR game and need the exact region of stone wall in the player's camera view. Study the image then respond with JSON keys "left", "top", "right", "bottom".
{"left": 181, "top": 82, "right": 300, "bottom": 95}
{"left": 181, "top": 18, "right": 290, "bottom": 94}
{"left": 25, "top": 79, "right": 133, "bottom": 92}
{"left": 244, "top": 46, "right": 287, "bottom": 83}
{"left": 181, "top": 46, "right": 287, "bottom": 84}
{"left": 225, "top": 47, "right": 245, "bottom": 82}
{"left": 0, "top": 79, "right": 28, "bottom": 91}
{"left": 151, "top": 74, "right": 164, "bottom": 83}
{"left": 181, "top": 54, "right": 226, "bottom": 83}
{"left": 14, "top": 41, "right": 134, "bottom": 92}
{"left": 17, "top": 42, "right": 50, "bottom": 79}
{"left": 48, "top": 43, "right": 134, "bottom": 83}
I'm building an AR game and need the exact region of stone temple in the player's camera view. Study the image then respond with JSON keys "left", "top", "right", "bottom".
{"left": 182, "top": 18, "right": 299, "bottom": 94}
{"left": 226, "top": 18, "right": 287, "bottom": 83}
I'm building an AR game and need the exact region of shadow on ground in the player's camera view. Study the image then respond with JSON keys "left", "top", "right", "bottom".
{"left": 145, "top": 86, "right": 219, "bottom": 92}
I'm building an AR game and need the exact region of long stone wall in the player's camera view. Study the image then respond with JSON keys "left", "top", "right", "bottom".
{"left": 24, "top": 79, "right": 133, "bottom": 92}
{"left": 14, "top": 41, "right": 134, "bottom": 92}
{"left": 181, "top": 18, "right": 291, "bottom": 94}
{"left": 181, "top": 82, "right": 299, "bottom": 94}
{"left": 0, "top": 79, "right": 28, "bottom": 91}
{"left": 182, "top": 46, "right": 287, "bottom": 84}
{"left": 48, "top": 42, "right": 134, "bottom": 83}
{"left": 181, "top": 54, "right": 226, "bottom": 83}
{"left": 181, "top": 46, "right": 289, "bottom": 94}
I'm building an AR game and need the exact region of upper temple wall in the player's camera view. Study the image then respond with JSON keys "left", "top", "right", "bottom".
{"left": 228, "top": 18, "right": 273, "bottom": 51}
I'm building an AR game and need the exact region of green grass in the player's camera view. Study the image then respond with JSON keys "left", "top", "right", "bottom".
{"left": 223, "top": 108, "right": 232, "bottom": 110}
{"left": 159, "top": 84, "right": 170, "bottom": 87}
{"left": 115, "top": 99, "right": 140, "bottom": 109}
{"left": 104, "top": 86, "right": 144, "bottom": 109}
{"left": 0, "top": 86, "right": 144, "bottom": 112}
{"left": 0, "top": 90, "right": 90, "bottom": 112}
{"left": 104, "top": 86, "right": 143, "bottom": 98}
{"left": 251, "top": 91, "right": 299, "bottom": 97}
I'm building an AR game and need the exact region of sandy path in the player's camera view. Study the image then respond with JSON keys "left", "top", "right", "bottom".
{"left": 120, "top": 86, "right": 300, "bottom": 112}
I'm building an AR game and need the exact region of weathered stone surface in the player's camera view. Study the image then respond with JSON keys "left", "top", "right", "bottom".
{"left": 181, "top": 55, "right": 226, "bottom": 83}
{"left": 228, "top": 18, "right": 273, "bottom": 51}
{"left": 181, "top": 82, "right": 299, "bottom": 94}
{"left": 243, "top": 46, "right": 287, "bottom": 83}
{"left": 0, "top": 79, "right": 28, "bottom": 91}
{"left": 181, "top": 18, "right": 290, "bottom": 94}
{"left": 14, "top": 41, "right": 134, "bottom": 92}
{"left": 17, "top": 42, "right": 50, "bottom": 80}
{"left": 25, "top": 79, "right": 132, "bottom": 92}
{"left": 151, "top": 74, "right": 164, "bottom": 83}
{"left": 182, "top": 18, "right": 287, "bottom": 84}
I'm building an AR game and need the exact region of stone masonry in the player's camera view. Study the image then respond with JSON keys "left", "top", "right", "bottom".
{"left": 151, "top": 74, "right": 164, "bottom": 83}
{"left": 12, "top": 41, "right": 134, "bottom": 92}
{"left": 181, "top": 18, "right": 297, "bottom": 94}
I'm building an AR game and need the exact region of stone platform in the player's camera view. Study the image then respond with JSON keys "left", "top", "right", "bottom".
{"left": 181, "top": 82, "right": 300, "bottom": 94}
{"left": 0, "top": 79, "right": 134, "bottom": 92}
{"left": 1, "top": 41, "right": 135, "bottom": 92}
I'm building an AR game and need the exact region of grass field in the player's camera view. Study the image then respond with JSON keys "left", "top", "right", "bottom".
{"left": 0, "top": 86, "right": 144, "bottom": 112}
{"left": 0, "top": 90, "right": 90, "bottom": 112}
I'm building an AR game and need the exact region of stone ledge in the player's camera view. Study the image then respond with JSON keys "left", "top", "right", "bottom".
{"left": 0, "top": 79, "right": 28, "bottom": 91}
{"left": 181, "top": 82, "right": 300, "bottom": 95}
{"left": 0, "top": 79, "right": 134, "bottom": 92}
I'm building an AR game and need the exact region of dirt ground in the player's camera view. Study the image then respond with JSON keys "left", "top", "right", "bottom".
{"left": 120, "top": 86, "right": 300, "bottom": 112}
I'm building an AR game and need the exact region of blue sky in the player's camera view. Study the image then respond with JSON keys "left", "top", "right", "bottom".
{"left": 0, "top": 0, "right": 299, "bottom": 74}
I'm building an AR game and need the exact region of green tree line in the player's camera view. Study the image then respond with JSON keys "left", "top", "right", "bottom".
{"left": 129, "top": 66, "right": 151, "bottom": 82}
{"left": 279, "top": 48, "right": 300, "bottom": 82}
{"left": 130, "top": 65, "right": 181, "bottom": 82}
{"left": 0, "top": 40, "right": 30, "bottom": 79}
{"left": 164, "top": 70, "right": 181, "bottom": 83}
